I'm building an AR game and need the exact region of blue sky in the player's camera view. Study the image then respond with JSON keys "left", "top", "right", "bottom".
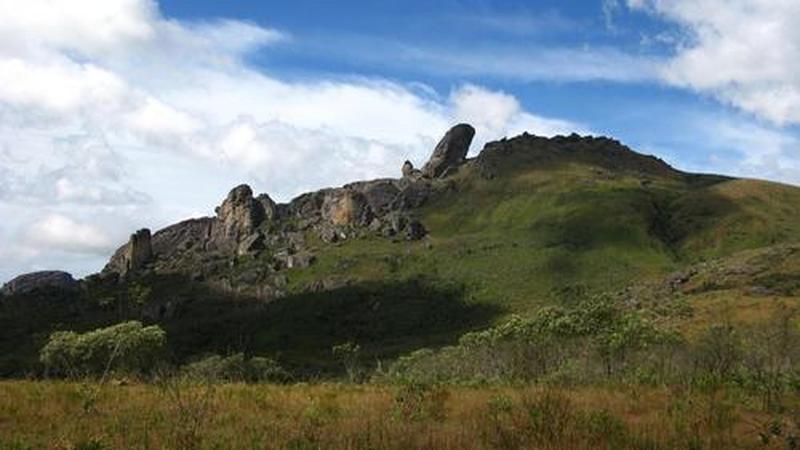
{"left": 1, "top": 0, "right": 799, "bottom": 282}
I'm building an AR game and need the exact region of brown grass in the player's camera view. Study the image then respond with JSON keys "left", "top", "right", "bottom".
{"left": 2, "top": 381, "right": 799, "bottom": 449}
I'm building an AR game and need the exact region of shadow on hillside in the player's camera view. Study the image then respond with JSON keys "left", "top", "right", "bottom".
{"left": 0, "top": 274, "right": 503, "bottom": 378}
{"left": 155, "top": 276, "right": 503, "bottom": 376}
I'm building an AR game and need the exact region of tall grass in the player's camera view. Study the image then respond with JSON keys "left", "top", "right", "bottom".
{"left": 2, "top": 381, "right": 800, "bottom": 449}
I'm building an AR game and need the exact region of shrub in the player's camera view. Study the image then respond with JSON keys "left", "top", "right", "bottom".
{"left": 40, "top": 321, "right": 166, "bottom": 378}
{"left": 693, "top": 323, "right": 742, "bottom": 381}
{"left": 393, "top": 382, "right": 449, "bottom": 422}
{"left": 331, "top": 342, "right": 362, "bottom": 382}
{"left": 384, "top": 295, "right": 677, "bottom": 384}
{"left": 182, "top": 353, "right": 289, "bottom": 383}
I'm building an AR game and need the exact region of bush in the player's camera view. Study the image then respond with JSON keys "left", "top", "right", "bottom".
{"left": 693, "top": 323, "right": 742, "bottom": 381}
{"left": 40, "top": 321, "right": 166, "bottom": 378}
{"left": 182, "top": 353, "right": 290, "bottom": 383}
{"left": 383, "top": 295, "right": 677, "bottom": 384}
{"left": 332, "top": 342, "right": 362, "bottom": 382}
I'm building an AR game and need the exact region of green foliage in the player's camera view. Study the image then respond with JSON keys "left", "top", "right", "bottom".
{"left": 692, "top": 323, "right": 742, "bottom": 381}
{"left": 39, "top": 321, "right": 166, "bottom": 378}
{"left": 127, "top": 283, "right": 152, "bottom": 307}
{"left": 182, "top": 353, "right": 289, "bottom": 383}
{"left": 331, "top": 342, "right": 362, "bottom": 382}
{"left": 384, "top": 296, "right": 678, "bottom": 384}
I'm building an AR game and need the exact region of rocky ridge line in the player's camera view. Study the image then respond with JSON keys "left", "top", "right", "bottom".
{"left": 2, "top": 124, "right": 681, "bottom": 298}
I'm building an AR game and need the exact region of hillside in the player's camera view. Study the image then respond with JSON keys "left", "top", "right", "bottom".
{"left": 2, "top": 124, "right": 800, "bottom": 377}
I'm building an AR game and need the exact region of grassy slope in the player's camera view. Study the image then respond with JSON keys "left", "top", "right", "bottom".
{"left": 285, "top": 160, "right": 800, "bottom": 319}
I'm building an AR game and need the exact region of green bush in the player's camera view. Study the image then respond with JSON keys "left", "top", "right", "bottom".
{"left": 383, "top": 295, "right": 678, "bottom": 384}
{"left": 182, "top": 353, "right": 289, "bottom": 383}
{"left": 692, "top": 323, "right": 742, "bottom": 381}
{"left": 40, "top": 321, "right": 166, "bottom": 378}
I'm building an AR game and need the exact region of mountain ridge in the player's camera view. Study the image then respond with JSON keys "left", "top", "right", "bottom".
{"left": 3, "top": 124, "right": 800, "bottom": 376}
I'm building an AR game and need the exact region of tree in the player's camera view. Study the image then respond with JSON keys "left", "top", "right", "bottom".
{"left": 40, "top": 321, "right": 167, "bottom": 377}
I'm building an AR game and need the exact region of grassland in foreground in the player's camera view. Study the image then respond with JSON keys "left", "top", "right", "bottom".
{"left": 3, "top": 381, "right": 800, "bottom": 450}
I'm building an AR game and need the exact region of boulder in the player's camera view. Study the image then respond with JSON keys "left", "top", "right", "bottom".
{"left": 275, "top": 251, "right": 315, "bottom": 269}
{"left": 405, "top": 220, "right": 427, "bottom": 240}
{"left": 288, "top": 252, "right": 316, "bottom": 269}
{"left": 421, "top": 124, "right": 475, "bottom": 178}
{"left": 1, "top": 271, "right": 78, "bottom": 296}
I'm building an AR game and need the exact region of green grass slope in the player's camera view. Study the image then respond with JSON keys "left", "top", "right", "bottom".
{"left": 285, "top": 156, "right": 800, "bottom": 316}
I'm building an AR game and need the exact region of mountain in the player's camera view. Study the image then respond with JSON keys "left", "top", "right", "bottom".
{"left": 2, "top": 124, "right": 800, "bottom": 376}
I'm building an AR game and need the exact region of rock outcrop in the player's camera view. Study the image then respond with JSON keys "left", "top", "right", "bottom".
{"left": 1, "top": 271, "right": 78, "bottom": 296}
{"left": 151, "top": 218, "right": 214, "bottom": 258}
{"left": 104, "top": 229, "right": 153, "bottom": 276}
{"left": 100, "top": 125, "right": 480, "bottom": 291}
{"left": 321, "top": 189, "right": 373, "bottom": 227}
{"left": 421, "top": 124, "right": 475, "bottom": 178}
{"left": 402, "top": 160, "right": 414, "bottom": 177}
{"left": 212, "top": 184, "right": 266, "bottom": 252}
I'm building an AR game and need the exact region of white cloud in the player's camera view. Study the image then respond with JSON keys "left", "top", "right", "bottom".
{"left": 450, "top": 85, "right": 585, "bottom": 152}
{"left": 25, "top": 214, "right": 115, "bottom": 255}
{"left": 0, "top": 0, "right": 582, "bottom": 282}
{"left": 704, "top": 119, "right": 800, "bottom": 184}
{"left": 360, "top": 43, "right": 659, "bottom": 83}
{"left": 629, "top": 0, "right": 800, "bottom": 125}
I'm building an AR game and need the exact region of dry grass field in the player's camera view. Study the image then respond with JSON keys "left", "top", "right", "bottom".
{"left": 2, "top": 380, "right": 799, "bottom": 450}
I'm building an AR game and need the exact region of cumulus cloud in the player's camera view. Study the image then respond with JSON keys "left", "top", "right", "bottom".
{"left": 450, "top": 85, "right": 586, "bottom": 151}
{"left": 25, "top": 214, "right": 115, "bottom": 255}
{"left": 0, "top": 0, "right": 581, "bottom": 282}
{"left": 628, "top": 0, "right": 800, "bottom": 125}
{"left": 703, "top": 119, "right": 800, "bottom": 184}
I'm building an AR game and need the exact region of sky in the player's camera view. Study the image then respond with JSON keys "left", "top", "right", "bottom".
{"left": 2, "top": 0, "right": 800, "bottom": 283}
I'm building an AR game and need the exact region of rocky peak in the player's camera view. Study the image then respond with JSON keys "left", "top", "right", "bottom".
{"left": 104, "top": 229, "right": 153, "bottom": 276}
{"left": 421, "top": 123, "right": 475, "bottom": 178}
{"left": 213, "top": 184, "right": 266, "bottom": 250}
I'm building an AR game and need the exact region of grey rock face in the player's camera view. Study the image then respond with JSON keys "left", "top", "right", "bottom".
{"left": 104, "top": 228, "right": 153, "bottom": 276}
{"left": 152, "top": 218, "right": 214, "bottom": 258}
{"left": 238, "top": 232, "right": 265, "bottom": 255}
{"left": 212, "top": 184, "right": 266, "bottom": 253}
{"left": 346, "top": 180, "right": 401, "bottom": 216}
{"left": 128, "top": 229, "right": 153, "bottom": 270}
{"left": 1, "top": 271, "right": 78, "bottom": 296}
{"left": 402, "top": 160, "right": 414, "bottom": 177}
{"left": 421, "top": 124, "right": 475, "bottom": 178}
{"left": 256, "top": 193, "right": 279, "bottom": 222}
{"left": 321, "top": 189, "right": 373, "bottom": 227}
